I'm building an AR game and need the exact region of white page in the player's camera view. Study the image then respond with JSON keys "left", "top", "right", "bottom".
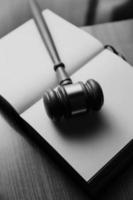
{"left": 0, "top": 9, "right": 103, "bottom": 114}
{"left": 22, "top": 50, "right": 133, "bottom": 181}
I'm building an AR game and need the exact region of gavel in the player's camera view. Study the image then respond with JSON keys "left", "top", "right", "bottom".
{"left": 29, "top": 0, "right": 104, "bottom": 121}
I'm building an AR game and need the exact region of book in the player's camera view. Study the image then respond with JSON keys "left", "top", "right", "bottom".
{"left": 0, "top": 9, "right": 102, "bottom": 114}
{"left": 0, "top": 9, "right": 133, "bottom": 196}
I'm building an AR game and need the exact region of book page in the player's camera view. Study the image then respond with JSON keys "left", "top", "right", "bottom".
{"left": 0, "top": 10, "right": 103, "bottom": 114}
{"left": 22, "top": 50, "right": 133, "bottom": 181}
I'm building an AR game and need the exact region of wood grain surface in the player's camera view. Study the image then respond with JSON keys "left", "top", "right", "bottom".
{"left": 0, "top": 19, "right": 133, "bottom": 200}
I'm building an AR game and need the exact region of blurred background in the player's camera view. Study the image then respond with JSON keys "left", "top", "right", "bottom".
{"left": 0, "top": 0, "right": 133, "bottom": 38}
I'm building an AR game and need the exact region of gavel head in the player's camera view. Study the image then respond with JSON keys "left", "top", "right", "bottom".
{"left": 43, "top": 79, "right": 104, "bottom": 121}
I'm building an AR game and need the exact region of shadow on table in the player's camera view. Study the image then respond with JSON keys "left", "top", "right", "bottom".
{"left": 112, "top": 0, "right": 133, "bottom": 22}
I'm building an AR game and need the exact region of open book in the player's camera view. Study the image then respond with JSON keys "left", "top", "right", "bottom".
{"left": 0, "top": 9, "right": 102, "bottom": 113}
{"left": 1, "top": 10, "right": 133, "bottom": 195}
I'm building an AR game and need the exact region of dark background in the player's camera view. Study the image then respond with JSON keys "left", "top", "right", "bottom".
{"left": 0, "top": 0, "right": 133, "bottom": 38}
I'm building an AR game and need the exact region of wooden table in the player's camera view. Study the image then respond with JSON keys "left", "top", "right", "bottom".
{"left": 0, "top": 19, "right": 133, "bottom": 200}
{"left": 84, "top": 19, "right": 133, "bottom": 66}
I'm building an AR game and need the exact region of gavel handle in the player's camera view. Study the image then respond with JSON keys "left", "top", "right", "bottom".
{"left": 29, "top": 0, "right": 72, "bottom": 85}
{"left": 29, "top": 0, "right": 62, "bottom": 66}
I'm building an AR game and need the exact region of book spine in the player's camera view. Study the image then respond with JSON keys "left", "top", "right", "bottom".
{"left": 87, "top": 139, "right": 133, "bottom": 196}
{"left": 105, "top": 44, "right": 127, "bottom": 61}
